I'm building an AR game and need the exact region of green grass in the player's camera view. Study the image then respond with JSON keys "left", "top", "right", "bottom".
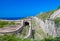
{"left": 0, "top": 34, "right": 60, "bottom": 41}
{"left": 0, "top": 21, "right": 15, "bottom": 28}
{"left": 0, "top": 35, "right": 22, "bottom": 41}
{"left": 36, "top": 10, "right": 55, "bottom": 21}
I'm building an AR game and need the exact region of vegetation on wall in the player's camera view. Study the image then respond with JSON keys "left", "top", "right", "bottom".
{"left": 54, "top": 17, "right": 60, "bottom": 24}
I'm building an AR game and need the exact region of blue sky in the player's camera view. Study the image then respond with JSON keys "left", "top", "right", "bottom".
{"left": 0, "top": 0, "right": 60, "bottom": 18}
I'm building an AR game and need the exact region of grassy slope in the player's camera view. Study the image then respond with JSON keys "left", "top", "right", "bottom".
{"left": 36, "top": 6, "right": 60, "bottom": 21}
{"left": 35, "top": 10, "right": 56, "bottom": 39}
{"left": 0, "top": 21, "right": 15, "bottom": 28}
{"left": 36, "top": 10, "right": 55, "bottom": 21}
{"left": 0, "top": 34, "right": 60, "bottom": 41}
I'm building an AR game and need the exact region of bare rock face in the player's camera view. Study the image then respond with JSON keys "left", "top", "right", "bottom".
{"left": 46, "top": 9, "right": 60, "bottom": 37}
{"left": 50, "top": 9, "right": 60, "bottom": 19}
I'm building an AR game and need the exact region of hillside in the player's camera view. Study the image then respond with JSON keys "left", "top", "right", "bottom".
{"left": 0, "top": 7, "right": 60, "bottom": 41}
{"left": 36, "top": 7, "right": 60, "bottom": 21}
{"left": 36, "top": 10, "right": 55, "bottom": 21}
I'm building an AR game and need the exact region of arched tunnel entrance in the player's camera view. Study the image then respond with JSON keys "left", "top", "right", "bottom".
{"left": 23, "top": 21, "right": 29, "bottom": 26}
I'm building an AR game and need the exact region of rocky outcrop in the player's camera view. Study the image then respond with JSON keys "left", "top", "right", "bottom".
{"left": 50, "top": 9, "right": 60, "bottom": 19}
{"left": 36, "top": 9, "right": 60, "bottom": 37}
{"left": 33, "top": 17, "right": 46, "bottom": 33}
{"left": 45, "top": 9, "right": 60, "bottom": 37}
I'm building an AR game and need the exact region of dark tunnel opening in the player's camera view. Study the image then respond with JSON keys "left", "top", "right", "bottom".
{"left": 23, "top": 21, "right": 29, "bottom": 26}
